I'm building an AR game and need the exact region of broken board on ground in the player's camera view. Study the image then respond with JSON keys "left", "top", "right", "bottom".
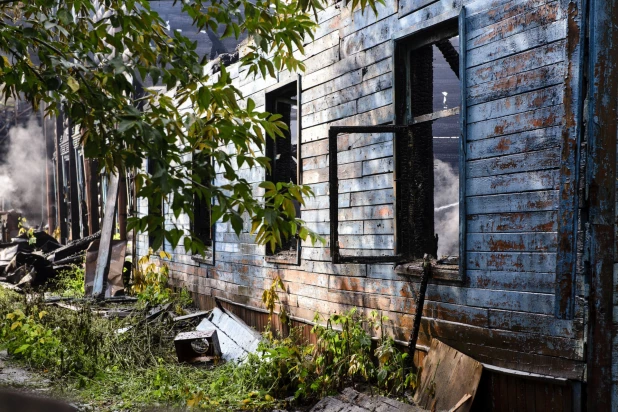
{"left": 196, "top": 307, "right": 261, "bottom": 362}
{"left": 413, "top": 339, "right": 483, "bottom": 412}
{"left": 84, "top": 239, "right": 126, "bottom": 297}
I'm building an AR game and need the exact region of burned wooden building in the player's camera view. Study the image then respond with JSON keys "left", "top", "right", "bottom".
{"left": 131, "top": 0, "right": 616, "bottom": 409}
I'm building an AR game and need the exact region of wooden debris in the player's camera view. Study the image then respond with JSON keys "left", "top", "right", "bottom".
{"left": 413, "top": 340, "right": 482, "bottom": 412}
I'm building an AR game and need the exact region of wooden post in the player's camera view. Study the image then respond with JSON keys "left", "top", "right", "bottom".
{"left": 84, "top": 158, "right": 100, "bottom": 235}
{"left": 407, "top": 254, "right": 431, "bottom": 369}
{"left": 92, "top": 172, "right": 120, "bottom": 299}
{"left": 586, "top": 0, "right": 617, "bottom": 409}
{"left": 117, "top": 169, "right": 127, "bottom": 241}
{"left": 54, "top": 111, "right": 68, "bottom": 243}
{"left": 43, "top": 107, "right": 56, "bottom": 234}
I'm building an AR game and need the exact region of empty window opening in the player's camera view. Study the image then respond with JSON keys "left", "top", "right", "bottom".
{"left": 191, "top": 151, "right": 212, "bottom": 247}
{"left": 265, "top": 81, "right": 301, "bottom": 263}
{"left": 395, "top": 23, "right": 461, "bottom": 264}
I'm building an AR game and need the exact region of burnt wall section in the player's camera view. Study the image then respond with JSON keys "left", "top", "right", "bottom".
{"left": 137, "top": 0, "right": 588, "bottom": 391}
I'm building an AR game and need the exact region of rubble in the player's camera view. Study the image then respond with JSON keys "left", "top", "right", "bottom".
{"left": 196, "top": 306, "right": 262, "bottom": 363}
{"left": 174, "top": 330, "right": 221, "bottom": 363}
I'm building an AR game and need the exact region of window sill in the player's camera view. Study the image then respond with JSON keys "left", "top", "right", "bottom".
{"left": 191, "top": 249, "right": 214, "bottom": 265}
{"left": 265, "top": 250, "right": 299, "bottom": 265}
{"left": 394, "top": 257, "right": 461, "bottom": 282}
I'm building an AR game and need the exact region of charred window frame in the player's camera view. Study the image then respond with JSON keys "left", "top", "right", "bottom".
{"left": 264, "top": 77, "right": 302, "bottom": 265}
{"left": 190, "top": 150, "right": 215, "bottom": 265}
{"left": 328, "top": 11, "right": 466, "bottom": 281}
{"left": 147, "top": 157, "right": 165, "bottom": 250}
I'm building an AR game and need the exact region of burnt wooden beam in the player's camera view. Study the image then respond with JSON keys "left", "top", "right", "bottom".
{"left": 585, "top": 0, "right": 617, "bottom": 409}
{"left": 92, "top": 172, "right": 120, "bottom": 299}
{"left": 435, "top": 38, "right": 459, "bottom": 79}
{"left": 407, "top": 255, "right": 431, "bottom": 368}
{"left": 555, "top": 0, "right": 586, "bottom": 320}
{"left": 67, "top": 122, "right": 81, "bottom": 240}
{"left": 54, "top": 111, "right": 68, "bottom": 243}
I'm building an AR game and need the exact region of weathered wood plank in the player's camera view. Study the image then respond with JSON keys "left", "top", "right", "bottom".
{"left": 467, "top": 1, "right": 562, "bottom": 50}
{"left": 339, "top": 234, "right": 394, "bottom": 249}
{"left": 488, "top": 309, "right": 583, "bottom": 339}
{"left": 467, "top": 232, "right": 557, "bottom": 252}
{"left": 466, "top": 0, "right": 550, "bottom": 32}
{"left": 303, "top": 105, "right": 393, "bottom": 142}
{"left": 417, "top": 317, "right": 583, "bottom": 360}
{"left": 466, "top": 169, "right": 558, "bottom": 196}
{"left": 466, "top": 127, "right": 561, "bottom": 160}
{"left": 302, "top": 73, "right": 391, "bottom": 116}
{"left": 468, "top": 85, "right": 563, "bottom": 123}
{"left": 339, "top": 173, "right": 393, "bottom": 193}
{"left": 338, "top": 205, "right": 393, "bottom": 220}
{"left": 467, "top": 20, "right": 566, "bottom": 68}
{"left": 341, "top": 15, "right": 397, "bottom": 59}
{"left": 467, "top": 251, "right": 556, "bottom": 272}
{"left": 303, "top": 43, "right": 392, "bottom": 90}
{"left": 466, "top": 190, "right": 558, "bottom": 214}
{"left": 364, "top": 219, "right": 395, "bottom": 234}
{"left": 397, "top": 0, "right": 438, "bottom": 18}
{"left": 468, "top": 62, "right": 564, "bottom": 105}
{"left": 467, "top": 105, "right": 564, "bottom": 141}
{"left": 362, "top": 157, "right": 393, "bottom": 176}
{"left": 350, "top": 188, "right": 394, "bottom": 206}
{"left": 357, "top": 88, "right": 392, "bottom": 114}
{"left": 430, "top": 338, "right": 585, "bottom": 380}
{"left": 467, "top": 148, "right": 559, "bottom": 178}
{"left": 467, "top": 211, "right": 558, "bottom": 233}
{"left": 467, "top": 270, "right": 557, "bottom": 294}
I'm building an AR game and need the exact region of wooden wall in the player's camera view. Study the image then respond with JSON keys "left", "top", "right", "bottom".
{"left": 137, "top": 0, "right": 589, "bottom": 406}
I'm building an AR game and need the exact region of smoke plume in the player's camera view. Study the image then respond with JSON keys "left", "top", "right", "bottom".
{"left": 0, "top": 118, "right": 47, "bottom": 223}
{"left": 433, "top": 159, "right": 459, "bottom": 258}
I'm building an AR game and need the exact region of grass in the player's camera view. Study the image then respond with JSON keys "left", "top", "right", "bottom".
{"left": 0, "top": 265, "right": 417, "bottom": 411}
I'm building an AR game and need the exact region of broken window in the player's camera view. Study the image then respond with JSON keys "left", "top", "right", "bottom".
{"left": 265, "top": 80, "right": 301, "bottom": 264}
{"left": 394, "top": 22, "right": 462, "bottom": 265}
{"left": 328, "top": 16, "right": 465, "bottom": 280}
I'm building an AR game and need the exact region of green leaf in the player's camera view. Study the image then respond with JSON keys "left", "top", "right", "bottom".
{"left": 67, "top": 76, "right": 80, "bottom": 92}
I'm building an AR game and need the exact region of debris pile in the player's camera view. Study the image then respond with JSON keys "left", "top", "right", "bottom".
{"left": 0, "top": 217, "right": 105, "bottom": 290}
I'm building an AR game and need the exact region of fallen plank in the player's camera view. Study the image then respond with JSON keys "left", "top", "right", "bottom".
{"left": 413, "top": 340, "right": 483, "bottom": 412}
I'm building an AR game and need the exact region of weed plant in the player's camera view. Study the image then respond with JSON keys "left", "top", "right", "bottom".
{"left": 0, "top": 278, "right": 417, "bottom": 410}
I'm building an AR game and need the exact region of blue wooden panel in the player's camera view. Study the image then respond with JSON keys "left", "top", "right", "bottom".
{"left": 554, "top": 0, "right": 585, "bottom": 320}
{"left": 459, "top": 6, "right": 467, "bottom": 281}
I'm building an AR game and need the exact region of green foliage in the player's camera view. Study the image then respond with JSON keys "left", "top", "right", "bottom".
{"left": 0, "top": 308, "right": 60, "bottom": 369}
{"left": 0, "top": 0, "right": 386, "bottom": 254}
{"left": 52, "top": 265, "right": 86, "bottom": 298}
{"left": 132, "top": 249, "right": 192, "bottom": 311}
{"left": 0, "top": 284, "right": 414, "bottom": 410}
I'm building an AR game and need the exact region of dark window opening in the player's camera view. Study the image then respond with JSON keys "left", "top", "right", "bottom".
{"left": 265, "top": 80, "right": 301, "bottom": 263}
{"left": 395, "top": 21, "right": 461, "bottom": 264}
{"left": 191, "top": 151, "right": 212, "bottom": 247}
{"left": 147, "top": 157, "right": 164, "bottom": 249}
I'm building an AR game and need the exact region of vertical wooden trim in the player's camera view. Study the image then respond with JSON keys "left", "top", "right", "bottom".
{"left": 458, "top": 7, "right": 467, "bottom": 280}
{"left": 329, "top": 128, "right": 339, "bottom": 264}
{"left": 296, "top": 74, "right": 302, "bottom": 266}
{"left": 67, "top": 123, "right": 81, "bottom": 240}
{"left": 555, "top": 0, "right": 586, "bottom": 320}
{"left": 586, "top": 0, "right": 617, "bottom": 409}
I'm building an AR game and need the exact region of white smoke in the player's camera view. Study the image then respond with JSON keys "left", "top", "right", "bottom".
{"left": 434, "top": 159, "right": 459, "bottom": 258}
{"left": 0, "top": 118, "right": 47, "bottom": 222}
